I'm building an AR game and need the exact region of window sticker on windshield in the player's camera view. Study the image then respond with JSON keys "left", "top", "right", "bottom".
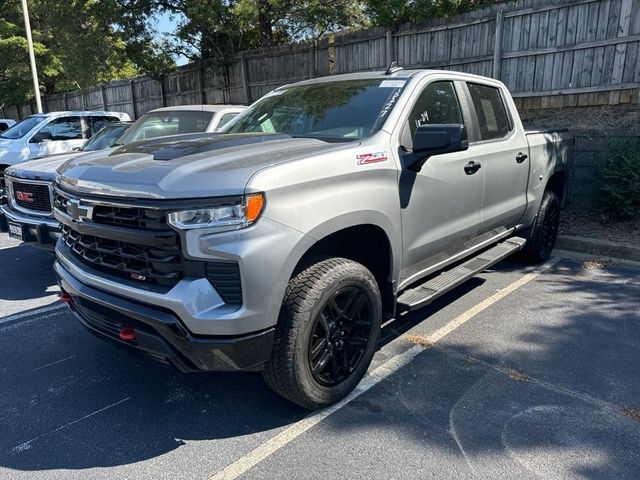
{"left": 378, "top": 89, "right": 402, "bottom": 120}
{"left": 357, "top": 151, "right": 388, "bottom": 165}
{"left": 380, "top": 80, "right": 406, "bottom": 88}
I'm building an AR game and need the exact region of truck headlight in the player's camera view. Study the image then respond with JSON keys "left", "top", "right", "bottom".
{"left": 167, "top": 193, "right": 264, "bottom": 231}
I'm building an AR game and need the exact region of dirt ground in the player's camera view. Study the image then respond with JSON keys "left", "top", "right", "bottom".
{"left": 560, "top": 210, "right": 640, "bottom": 246}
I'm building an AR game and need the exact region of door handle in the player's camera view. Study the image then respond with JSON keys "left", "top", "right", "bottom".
{"left": 515, "top": 152, "right": 528, "bottom": 163}
{"left": 464, "top": 161, "right": 481, "bottom": 175}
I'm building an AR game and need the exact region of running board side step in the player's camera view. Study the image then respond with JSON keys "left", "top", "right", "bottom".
{"left": 397, "top": 237, "right": 527, "bottom": 312}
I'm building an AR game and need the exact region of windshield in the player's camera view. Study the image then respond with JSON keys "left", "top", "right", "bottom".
{"left": 116, "top": 110, "right": 214, "bottom": 145}
{"left": 0, "top": 116, "right": 47, "bottom": 140}
{"left": 224, "top": 79, "right": 408, "bottom": 140}
{"left": 82, "top": 124, "right": 130, "bottom": 151}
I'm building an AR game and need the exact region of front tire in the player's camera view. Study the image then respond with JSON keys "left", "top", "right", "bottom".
{"left": 522, "top": 190, "right": 560, "bottom": 263}
{"left": 262, "top": 257, "right": 382, "bottom": 409}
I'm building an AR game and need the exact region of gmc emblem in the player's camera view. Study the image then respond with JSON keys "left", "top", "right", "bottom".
{"left": 16, "top": 191, "right": 34, "bottom": 203}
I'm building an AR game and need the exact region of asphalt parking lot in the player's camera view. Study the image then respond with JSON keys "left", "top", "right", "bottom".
{"left": 1, "top": 233, "right": 639, "bottom": 480}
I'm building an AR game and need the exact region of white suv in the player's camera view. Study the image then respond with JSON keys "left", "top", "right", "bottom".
{"left": 0, "top": 111, "right": 130, "bottom": 170}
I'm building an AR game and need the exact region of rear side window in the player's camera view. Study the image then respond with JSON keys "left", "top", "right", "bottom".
{"left": 467, "top": 83, "right": 511, "bottom": 140}
{"left": 39, "top": 116, "right": 83, "bottom": 140}
{"left": 89, "top": 116, "right": 120, "bottom": 136}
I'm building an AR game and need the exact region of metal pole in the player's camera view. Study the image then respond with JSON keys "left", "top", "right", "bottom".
{"left": 21, "top": 0, "right": 42, "bottom": 113}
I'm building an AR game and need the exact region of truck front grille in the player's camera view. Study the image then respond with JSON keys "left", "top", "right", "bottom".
{"left": 11, "top": 180, "right": 52, "bottom": 213}
{"left": 61, "top": 225, "right": 183, "bottom": 286}
{"left": 60, "top": 224, "right": 243, "bottom": 304}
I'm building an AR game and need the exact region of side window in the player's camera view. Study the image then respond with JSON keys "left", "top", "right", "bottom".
{"left": 89, "top": 116, "right": 119, "bottom": 137}
{"left": 0, "top": 122, "right": 8, "bottom": 132}
{"left": 39, "top": 116, "right": 83, "bottom": 140}
{"left": 404, "top": 81, "right": 463, "bottom": 147}
{"left": 466, "top": 83, "right": 511, "bottom": 140}
{"left": 216, "top": 112, "right": 238, "bottom": 129}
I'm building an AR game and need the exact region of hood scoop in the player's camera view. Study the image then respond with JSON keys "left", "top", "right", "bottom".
{"left": 113, "top": 133, "right": 293, "bottom": 161}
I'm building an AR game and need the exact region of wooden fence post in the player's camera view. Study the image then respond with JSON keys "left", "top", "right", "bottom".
{"left": 159, "top": 75, "right": 166, "bottom": 107}
{"left": 240, "top": 52, "right": 251, "bottom": 104}
{"left": 100, "top": 84, "right": 108, "bottom": 110}
{"left": 198, "top": 61, "right": 207, "bottom": 104}
{"left": 129, "top": 80, "right": 138, "bottom": 119}
{"left": 307, "top": 42, "right": 316, "bottom": 79}
{"left": 492, "top": 10, "right": 504, "bottom": 80}
{"left": 385, "top": 30, "right": 394, "bottom": 66}
{"left": 63, "top": 93, "right": 68, "bottom": 111}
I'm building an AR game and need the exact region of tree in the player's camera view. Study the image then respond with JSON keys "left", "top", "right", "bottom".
{"left": 0, "top": 0, "right": 174, "bottom": 105}
{"left": 366, "top": 0, "right": 493, "bottom": 27}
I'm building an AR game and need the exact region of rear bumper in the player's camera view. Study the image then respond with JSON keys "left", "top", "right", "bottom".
{"left": 0, "top": 204, "right": 61, "bottom": 248}
{"left": 55, "top": 260, "right": 275, "bottom": 372}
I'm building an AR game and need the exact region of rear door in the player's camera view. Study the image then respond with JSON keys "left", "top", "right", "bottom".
{"left": 396, "top": 79, "right": 484, "bottom": 286}
{"left": 463, "top": 82, "right": 530, "bottom": 236}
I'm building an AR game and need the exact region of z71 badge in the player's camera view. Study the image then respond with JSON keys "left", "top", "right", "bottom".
{"left": 356, "top": 151, "right": 388, "bottom": 165}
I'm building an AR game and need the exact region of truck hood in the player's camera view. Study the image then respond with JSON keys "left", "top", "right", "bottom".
{"left": 5, "top": 149, "right": 117, "bottom": 181}
{"left": 56, "top": 133, "right": 350, "bottom": 199}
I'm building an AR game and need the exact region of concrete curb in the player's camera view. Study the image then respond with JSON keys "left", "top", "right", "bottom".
{"left": 556, "top": 235, "right": 640, "bottom": 262}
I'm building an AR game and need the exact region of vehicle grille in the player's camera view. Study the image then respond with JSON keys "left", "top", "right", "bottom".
{"left": 11, "top": 180, "right": 52, "bottom": 213}
{"left": 60, "top": 223, "right": 243, "bottom": 304}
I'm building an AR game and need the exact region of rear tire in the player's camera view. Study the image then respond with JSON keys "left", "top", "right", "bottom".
{"left": 521, "top": 190, "right": 560, "bottom": 264}
{"left": 262, "top": 257, "right": 382, "bottom": 409}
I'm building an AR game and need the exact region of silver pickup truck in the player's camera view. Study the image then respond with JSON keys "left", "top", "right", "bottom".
{"left": 52, "top": 69, "right": 571, "bottom": 408}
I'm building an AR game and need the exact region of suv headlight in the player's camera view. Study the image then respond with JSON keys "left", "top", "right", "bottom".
{"left": 167, "top": 193, "right": 264, "bottom": 231}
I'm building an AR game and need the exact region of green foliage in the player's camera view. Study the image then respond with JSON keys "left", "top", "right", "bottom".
{"left": 0, "top": 0, "right": 175, "bottom": 105}
{"left": 600, "top": 138, "right": 640, "bottom": 220}
{"left": 366, "top": 0, "right": 492, "bottom": 27}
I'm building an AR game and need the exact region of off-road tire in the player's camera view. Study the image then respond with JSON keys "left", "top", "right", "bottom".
{"left": 521, "top": 190, "right": 560, "bottom": 264}
{"left": 262, "top": 257, "right": 382, "bottom": 409}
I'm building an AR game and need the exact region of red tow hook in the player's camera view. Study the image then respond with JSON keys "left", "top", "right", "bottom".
{"left": 119, "top": 325, "right": 136, "bottom": 341}
{"left": 59, "top": 293, "right": 73, "bottom": 303}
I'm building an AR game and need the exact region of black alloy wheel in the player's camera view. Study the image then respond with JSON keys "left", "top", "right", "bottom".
{"left": 308, "top": 286, "right": 374, "bottom": 387}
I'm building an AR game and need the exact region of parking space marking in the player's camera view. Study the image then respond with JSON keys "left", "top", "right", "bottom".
{"left": 11, "top": 397, "right": 130, "bottom": 454}
{"left": 0, "top": 304, "right": 65, "bottom": 326}
{"left": 208, "top": 258, "right": 560, "bottom": 480}
{"left": 33, "top": 355, "right": 77, "bottom": 371}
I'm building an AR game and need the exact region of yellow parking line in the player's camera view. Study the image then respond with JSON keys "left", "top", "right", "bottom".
{"left": 209, "top": 258, "right": 560, "bottom": 480}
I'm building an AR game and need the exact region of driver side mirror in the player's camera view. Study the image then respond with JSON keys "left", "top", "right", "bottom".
{"left": 404, "top": 124, "right": 468, "bottom": 171}
{"left": 30, "top": 131, "right": 53, "bottom": 143}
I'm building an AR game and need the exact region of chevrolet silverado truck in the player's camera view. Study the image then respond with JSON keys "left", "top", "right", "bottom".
{"left": 52, "top": 69, "right": 571, "bottom": 408}
{"left": 1, "top": 105, "right": 245, "bottom": 249}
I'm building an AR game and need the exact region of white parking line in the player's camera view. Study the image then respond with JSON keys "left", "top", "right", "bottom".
{"left": 209, "top": 258, "right": 560, "bottom": 480}
{"left": 33, "top": 355, "right": 77, "bottom": 371}
{"left": 11, "top": 397, "right": 130, "bottom": 453}
{"left": 0, "top": 303, "right": 65, "bottom": 326}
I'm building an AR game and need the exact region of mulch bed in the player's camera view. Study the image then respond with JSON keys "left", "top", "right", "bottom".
{"left": 559, "top": 210, "right": 640, "bottom": 246}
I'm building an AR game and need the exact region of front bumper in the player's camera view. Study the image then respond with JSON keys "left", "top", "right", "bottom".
{"left": 0, "top": 204, "right": 61, "bottom": 248}
{"left": 56, "top": 260, "right": 275, "bottom": 372}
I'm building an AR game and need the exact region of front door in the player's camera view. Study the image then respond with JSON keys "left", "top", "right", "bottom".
{"left": 28, "top": 116, "right": 86, "bottom": 159}
{"left": 397, "top": 80, "right": 484, "bottom": 287}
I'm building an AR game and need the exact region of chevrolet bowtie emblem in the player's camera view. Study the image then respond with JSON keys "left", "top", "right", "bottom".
{"left": 66, "top": 199, "right": 94, "bottom": 222}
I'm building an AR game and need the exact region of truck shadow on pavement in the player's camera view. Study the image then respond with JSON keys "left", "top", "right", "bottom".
{"left": 0, "top": 244, "right": 58, "bottom": 302}
{"left": 0, "top": 259, "right": 638, "bottom": 479}
{"left": 329, "top": 260, "right": 640, "bottom": 480}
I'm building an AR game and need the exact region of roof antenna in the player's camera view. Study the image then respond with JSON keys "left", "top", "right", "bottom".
{"left": 385, "top": 61, "right": 403, "bottom": 75}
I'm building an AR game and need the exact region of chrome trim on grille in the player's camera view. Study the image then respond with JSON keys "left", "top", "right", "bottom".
{"left": 6, "top": 177, "right": 55, "bottom": 218}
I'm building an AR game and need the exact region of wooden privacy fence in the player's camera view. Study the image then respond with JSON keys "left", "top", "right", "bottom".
{"left": 3, "top": 0, "right": 640, "bottom": 120}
